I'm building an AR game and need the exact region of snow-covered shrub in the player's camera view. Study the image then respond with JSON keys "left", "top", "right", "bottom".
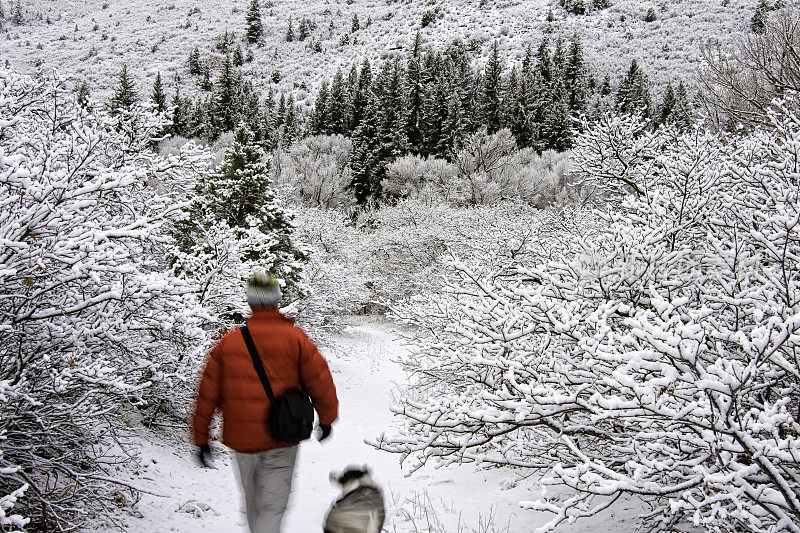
{"left": 376, "top": 100, "right": 800, "bottom": 532}
{"left": 382, "top": 154, "right": 457, "bottom": 203}
{"left": 450, "top": 128, "right": 518, "bottom": 205}
{"left": 274, "top": 134, "right": 353, "bottom": 209}
{"left": 0, "top": 69, "right": 207, "bottom": 530}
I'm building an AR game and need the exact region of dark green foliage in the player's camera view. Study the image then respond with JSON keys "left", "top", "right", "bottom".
{"left": 547, "top": 8, "right": 555, "bottom": 22}
{"left": 593, "top": 0, "right": 611, "bottom": 9}
{"left": 246, "top": 0, "right": 263, "bottom": 43}
{"left": 199, "top": 61, "right": 212, "bottom": 91}
{"left": 564, "top": 0, "right": 586, "bottom": 15}
{"left": 351, "top": 13, "right": 360, "bottom": 32}
{"left": 11, "top": 0, "right": 21, "bottom": 25}
{"left": 183, "top": 124, "right": 306, "bottom": 296}
{"left": 188, "top": 47, "right": 202, "bottom": 75}
{"left": 152, "top": 72, "right": 167, "bottom": 113}
{"left": 421, "top": 9, "right": 436, "bottom": 27}
{"left": 286, "top": 17, "right": 294, "bottom": 41}
{"left": 75, "top": 81, "right": 90, "bottom": 109}
{"left": 109, "top": 64, "right": 137, "bottom": 115}
{"left": 751, "top": 0, "right": 769, "bottom": 33}
{"left": 645, "top": 7, "right": 657, "bottom": 22}
{"left": 233, "top": 46, "right": 244, "bottom": 67}
{"left": 481, "top": 40, "right": 504, "bottom": 133}
{"left": 616, "top": 59, "right": 651, "bottom": 117}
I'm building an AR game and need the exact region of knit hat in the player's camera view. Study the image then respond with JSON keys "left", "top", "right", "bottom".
{"left": 246, "top": 272, "right": 282, "bottom": 309}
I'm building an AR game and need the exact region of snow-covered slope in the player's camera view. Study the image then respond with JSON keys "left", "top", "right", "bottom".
{"left": 9, "top": 0, "right": 752, "bottom": 108}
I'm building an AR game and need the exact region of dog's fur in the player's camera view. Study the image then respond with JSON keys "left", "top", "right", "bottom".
{"left": 323, "top": 466, "right": 385, "bottom": 533}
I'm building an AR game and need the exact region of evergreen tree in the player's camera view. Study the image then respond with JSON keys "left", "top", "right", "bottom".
{"left": 351, "top": 13, "right": 360, "bottom": 32}
{"left": 298, "top": 18, "right": 309, "bottom": 41}
{"left": 11, "top": 0, "right": 21, "bottom": 25}
{"left": 200, "top": 61, "right": 212, "bottom": 91}
{"left": 751, "top": 0, "right": 769, "bottom": 33}
{"left": 600, "top": 73, "right": 612, "bottom": 96}
{"left": 327, "top": 68, "right": 347, "bottom": 135}
{"left": 645, "top": 7, "right": 657, "bottom": 22}
{"left": 152, "top": 71, "right": 167, "bottom": 113}
{"left": 481, "top": 40, "right": 504, "bottom": 133}
{"left": 564, "top": 35, "right": 587, "bottom": 114}
{"left": 349, "top": 58, "right": 372, "bottom": 133}
{"left": 75, "top": 81, "right": 90, "bottom": 110}
{"left": 404, "top": 32, "right": 424, "bottom": 151}
{"left": 209, "top": 55, "right": 240, "bottom": 136}
{"left": 672, "top": 81, "right": 693, "bottom": 131}
{"left": 658, "top": 83, "right": 676, "bottom": 127}
{"left": 233, "top": 46, "right": 244, "bottom": 67}
{"left": 536, "top": 38, "right": 552, "bottom": 83}
{"left": 170, "top": 86, "right": 190, "bottom": 137}
{"left": 286, "top": 17, "right": 294, "bottom": 41}
{"left": 109, "top": 64, "right": 137, "bottom": 115}
{"left": 188, "top": 47, "right": 202, "bottom": 75}
{"left": 311, "top": 80, "right": 329, "bottom": 134}
{"left": 541, "top": 81, "right": 572, "bottom": 151}
{"left": 246, "top": 0, "right": 263, "bottom": 43}
{"left": 616, "top": 59, "right": 651, "bottom": 117}
{"left": 189, "top": 124, "right": 306, "bottom": 294}
{"left": 283, "top": 94, "right": 297, "bottom": 144}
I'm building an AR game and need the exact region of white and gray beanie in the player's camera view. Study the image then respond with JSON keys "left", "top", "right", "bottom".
{"left": 246, "top": 272, "right": 282, "bottom": 309}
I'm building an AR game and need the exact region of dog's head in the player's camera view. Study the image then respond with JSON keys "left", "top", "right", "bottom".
{"left": 330, "top": 465, "right": 377, "bottom": 494}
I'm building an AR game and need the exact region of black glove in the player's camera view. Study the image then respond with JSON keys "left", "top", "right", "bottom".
{"left": 318, "top": 423, "right": 332, "bottom": 442}
{"left": 197, "top": 444, "right": 212, "bottom": 467}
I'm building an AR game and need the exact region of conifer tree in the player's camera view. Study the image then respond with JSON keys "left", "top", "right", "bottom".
{"left": 351, "top": 13, "right": 360, "bottom": 32}
{"left": 404, "top": 32, "right": 424, "bottom": 150}
{"left": 311, "top": 81, "right": 329, "bottom": 134}
{"left": 246, "top": 0, "right": 263, "bottom": 43}
{"left": 109, "top": 64, "right": 137, "bottom": 115}
{"left": 672, "top": 81, "right": 693, "bottom": 131}
{"left": 327, "top": 68, "right": 347, "bottom": 135}
{"left": 151, "top": 71, "right": 167, "bottom": 113}
{"left": 189, "top": 124, "right": 305, "bottom": 295}
{"left": 200, "top": 61, "right": 212, "bottom": 91}
{"left": 76, "top": 81, "right": 90, "bottom": 110}
{"left": 233, "top": 46, "right": 244, "bottom": 67}
{"left": 751, "top": 0, "right": 769, "bottom": 33}
{"left": 616, "top": 59, "right": 651, "bottom": 117}
{"left": 481, "top": 40, "right": 504, "bottom": 133}
{"left": 286, "top": 17, "right": 294, "bottom": 41}
{"left": 349, "top": 58, "right": 372, "bottom": 133}
{"left": 658, "top": 83, "right": 676, "bottom": 127}
{"left": 564, "top": 35, "right": 587, "bottom": 114}
{"left": 188, "top": 47, "right": 202, "bottom": 75}
{"left": 283, "top": 94, "right": 297, "bottom": 144}
{"left": 170, "top": 86, "right": 190, "bottom": 137}
{"left": 209, "top": 55, "right": 240, "bottom": 136}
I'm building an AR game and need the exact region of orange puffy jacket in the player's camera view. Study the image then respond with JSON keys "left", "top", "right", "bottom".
{"left": 191, "top": 309, "right": 339, "bottom": 452}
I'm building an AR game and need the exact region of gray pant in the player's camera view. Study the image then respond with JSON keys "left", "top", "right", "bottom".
{"left": 234, "top": 446, "right": 298, "bottom": 533}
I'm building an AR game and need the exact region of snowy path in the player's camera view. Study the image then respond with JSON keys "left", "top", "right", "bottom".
{"left": 107, "top": 319, "right": 639, "bottom": 532}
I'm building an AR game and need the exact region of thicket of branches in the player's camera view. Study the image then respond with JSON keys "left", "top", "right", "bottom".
{"left": 375, "top": 103, "right": 800, "bottom": 531}
{"left": 0, "top": 70, "right": 216, "bottom": 530}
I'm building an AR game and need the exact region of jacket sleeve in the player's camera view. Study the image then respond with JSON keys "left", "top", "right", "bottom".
{"left": 298, "top": 330, "right": 339, "bottom": 426}
{"left": 191, "top": 343, "right": 223, "bottom": 446}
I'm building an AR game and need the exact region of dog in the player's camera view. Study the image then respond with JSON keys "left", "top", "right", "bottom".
{"left": 323, "top": 466, "right": 386, "bottom": 533}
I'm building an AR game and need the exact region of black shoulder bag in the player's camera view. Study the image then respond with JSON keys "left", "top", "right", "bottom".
{"left": 241, "top": 326, "right": 315, "bottom": 444}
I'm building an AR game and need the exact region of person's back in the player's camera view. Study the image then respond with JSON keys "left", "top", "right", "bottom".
{"left": 191, "top": 273, "right": 338, "bottom": 532}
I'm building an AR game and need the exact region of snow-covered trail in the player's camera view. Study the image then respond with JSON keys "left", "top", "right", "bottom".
{"left": 108, "top": 319, "right": 638, "bottom": 532}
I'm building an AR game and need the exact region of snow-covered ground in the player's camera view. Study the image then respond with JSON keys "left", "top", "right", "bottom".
{"left": 102, "top": 318, "right": 643, "bottom": 532}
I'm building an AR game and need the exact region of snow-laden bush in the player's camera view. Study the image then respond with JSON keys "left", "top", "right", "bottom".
{"left": 382, "top": 131, "right": 573, "bottom": 207}
{"left": 0, "top": 69, "right": 208, "bottom": 530}
{"left": 274, "top": 134, "right": 353, "bottom": 209}
{"left": 376, "top": 103, "right": 800, "bottom": 532}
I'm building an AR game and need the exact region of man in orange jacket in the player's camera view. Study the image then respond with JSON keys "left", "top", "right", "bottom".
{"left": 191, "top": 273, "right": 339, "bottom": 533}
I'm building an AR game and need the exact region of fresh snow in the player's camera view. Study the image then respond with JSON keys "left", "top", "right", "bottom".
{"left": 103, "top": 319, "right": 642, "bottom": 532}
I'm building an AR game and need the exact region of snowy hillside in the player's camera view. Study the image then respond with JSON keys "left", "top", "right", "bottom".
{"left": 7, "top": 0, "right": 752, "bottom": 105}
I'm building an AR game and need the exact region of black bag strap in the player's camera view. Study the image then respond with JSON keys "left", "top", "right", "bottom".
{"left": 241, "top": 326, "right": 274, "bottom": 402}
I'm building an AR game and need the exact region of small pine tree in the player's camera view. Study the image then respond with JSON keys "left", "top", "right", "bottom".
{"left": 109, "top": 64, "right": 137, "bottom": 115}
{"left": 152, "top": 71, "right": 167, "bottom": 113}
{"left": 547, "top": 8, "right": 555, "bottom": 22}
{"left": 246, "top": 0, "right": 263, "bottom": 43}
{"left": 188, "top": 47, "right": 202, "bottom": 75}
{"left": 298, "top": 17, "right": 309, "bottom": 41}
{"left": 751, "top": 0, "right": 769, "bottom": 33}
{"left": 481, "top": 40, "right": 504, "bottom": 133}
{"left": 645, "top": 7, "right": 657, "bottom": 22}
{"left": 12, "top": 0, "right": 22, "bottom": 24}
{"left": 351, "top": 13, "right": 360, "bottom": 32}
{"left": 75, "top": 81, "right": 90, "bottom": 110}
{"left": 0, "top": 0, "right": 5, "bottom": 21}
{"left": 286, "top": 16, "right": 294, "bottom": 41}
{"left": 233, "top": 46, "right": 244, "bottom": 67}
{"left": 188, "top": 124, "right": 306, "bottom": 297}
{"left": 200, "top": 62, "right": 212, "bottom": 91}
{"left": 593, "top": 0, "right": 611, "bottom": 8}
